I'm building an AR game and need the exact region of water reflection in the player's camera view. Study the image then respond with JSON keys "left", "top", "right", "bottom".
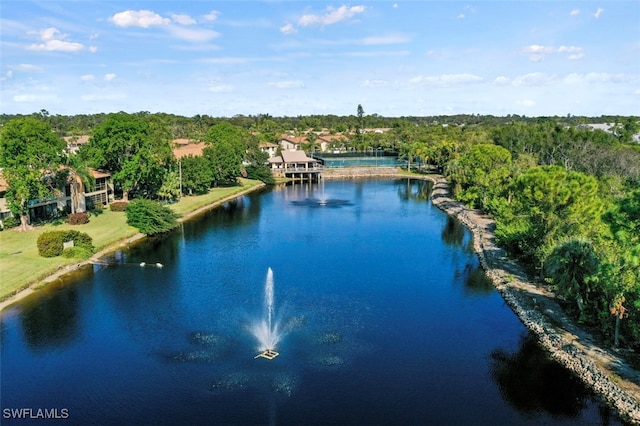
{"left": 19, "top": 286, "right": 80, "bottom": 349}
{"left": 490, "top": 333, "right": 613, "bottom": 421}
{"left": 441, "top": 215, "right": 465, "bottom": 247}
{"left": 396, "top": 178, "right": 433, "bottom": 201}
{"left": 463, "top": 265, "right": 495, "bottom": 296}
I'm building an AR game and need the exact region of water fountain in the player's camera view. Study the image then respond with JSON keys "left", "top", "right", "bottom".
{"left": 253, "top": 268, "right": 280, "bottom": 360}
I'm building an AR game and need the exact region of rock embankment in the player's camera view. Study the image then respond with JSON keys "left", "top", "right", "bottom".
{"left": 429, "top": 176, "right": 640, "bottom": 424}
{"left": 322, "top": 167, "right": 639, "bottom": 422}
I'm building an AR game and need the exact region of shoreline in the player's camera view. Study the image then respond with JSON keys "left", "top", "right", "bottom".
{"left": 0, "top": 182, "right": 265, "bottom": 313}
{"left": 429, "top": 175, "right": 640, "bottom": 423}
{"left": 1, "top": 170, "right": 638, "bottom": 421}
{"left": 325, "top": 168, "right": 640, "bottom": 423}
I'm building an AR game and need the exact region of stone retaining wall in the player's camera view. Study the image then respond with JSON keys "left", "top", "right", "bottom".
{"left": 429, "top": 177, "right": 640, "bottom": 424}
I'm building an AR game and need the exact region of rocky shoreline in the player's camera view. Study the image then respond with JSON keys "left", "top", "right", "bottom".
{"left": 325, "top": 168, "right": 640, "bottom": 423}
{"left": 428, "top": 176, "right": 640, "bottom": 424}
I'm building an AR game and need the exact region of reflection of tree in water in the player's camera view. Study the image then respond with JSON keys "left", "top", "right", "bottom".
{"left": 396, "top": 178, "right": 433, "bottom": 201}
{"left": 441, "top": 215, "right": 465, "bottom": 247}
{"left": 490, "top": 333, "right": 614, "bottom": 421}
{"left": 463, "top": 265, "right": 495, "bottom": 296}
{"left": 20, "top": 286, "right": 79, "bottom": 350}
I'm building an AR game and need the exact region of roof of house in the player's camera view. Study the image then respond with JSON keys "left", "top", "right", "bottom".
{"left": 259, "top": 142, "right": 279, "bottom": 148}
{"left": 281, "top": 150, "right": 318, "bottom": 163}
{"left": 0, "top": 173, "right": 7, "bottom": 192}
{"left": 64, "top": 135, "right": 90, "bottom": 145}
{"left": 280, "top": 136, "right": 306, "bottom": 145}
{"left": 90, "top": 168, "right": 111, "bottom": 179}
{"left": 173, "top": 141, "right": 206, "bottom": 159}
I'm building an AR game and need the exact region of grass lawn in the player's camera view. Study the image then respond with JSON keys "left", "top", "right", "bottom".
{"left": 0, "top": 178, "right": 263, "bottom": 302}
{"left": 170, "top": 178, "right": 263, "bottom": 217}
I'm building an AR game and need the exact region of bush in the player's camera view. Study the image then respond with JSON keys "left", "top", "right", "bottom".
{"left": 68, "top": 212, "right": 90, "bottom": 225}
{"left": 245, "top": 165, "right": 275, "bottom": 185}
{"left": 126, "top": 199, "right": 180, "bottom": 236}
{"left": 62, "top": 246, "right": 93, "bottom": 259}
{"left": 1, "top": 216, "right": 20, "bottom": 230}
{"left": 110, "top": 201, "right": 128, "bottom": 212}
{"left": 37, "top": 231, "right": 66, "bottom": 257}
{"left": 37, "top": 230, "right": 94, "bottom": 258}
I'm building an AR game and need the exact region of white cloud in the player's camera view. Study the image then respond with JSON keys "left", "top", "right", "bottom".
{"left": 171, "top": 14, "right": 196, "bottom": 26}
{"left": 13, "top": 94, "right": 57, "bottom": 103}
{"left": 493, "top": 76, "right": 510, "bottom": 86}
{"left": 81, "top": 74, "right": 95, "bottom": 81}
{"left": 203, "top": 10, "right": 220, "bottom": 22}
{"left": 557, "top": 45, "right": 581, "bottom": 53}
{"left": 363, "top": 79, "right": 387, "bottom": 87}
{"left": 393, "top": 3, "right": 399, "bottom": 8}
{"left": 568, "top": 53, "right": 584, "bottom": 61}
{"left": 298, "top": 5, "right": 365, "bottom": 27}
{"left": 361, "top": 35, "right": 410, "bottom": 45}
{"left": 457, "top": 14, "right": 465, "bottom": 19}
{"left": 570, "top": 9, "right": 580, "bottom": 16}
{"left": 521, "top": 44, "right": 584, "bottom": 61}
{"left": 168, "top": 26, "right": 219, "bottom": 42}
{"left": 280, "top": 23, "right": 297, "bottom": 35}
{"left": 200, "top": 57, "right": 253, "bottom": 65}
{"left": 268, "top": 80, "right": 303, "bottom": 89}
{"left": 0, "top": 70, "right": 14, "bottom": 81}
{"left": 104, "top": 73, "right": 116, "bottom": 81}
{"left": 13, "top": 63, "right": 42, "bottom": 72}
{"left": 109, "top": 10, "right": 170, "bottom": 28}
{"left": 563, "top": 72, "right": 626, "bottom": 84}
{"left": 594, "top": 7, "right": 604, "bottom": 19}
{"left": 89, "top": 46, "right": 98, "bottom": 53}
{"left": 512, "top": 72, "right": 556, "bottom": 86}
{"left": 409, "top": 73, "right": 484, "bottom": 86}
{"left": 522, "top": 45, "right": 553, "bottom": 55}
{"left": 27, "top": 27, "right": 86, "bottom": 52}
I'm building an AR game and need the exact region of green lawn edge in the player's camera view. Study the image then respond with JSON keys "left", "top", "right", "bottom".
{"left": 0, "top": 178, "right": 264, "bottom": 302}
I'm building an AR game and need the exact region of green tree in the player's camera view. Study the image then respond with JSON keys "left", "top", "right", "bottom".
{"left": 451, "top": 144, "right": 512, "bottom": 210}
{"left": 203, "top": 122, "right": 247, "bottom": 186}
{"left": 600, "top": 189, "right": 640, "bottom": 346}
{"left": 545, "top": 239, "right": 600, "bottom": 322}
{"left": 83, "top": 113, "right": 173, "bottom": 200}
{"left": 496, "top": 166, "right": 604, "bottom": 271}
{"left": 157, "top": 170, "right": 181, "bottom": 201}
{"left": 0, "top": 117, "right": 67, "bottom": 230}
{"left": 180, "top": 155, "right": 213, "bottom": 195}
{"left": 125, "top": 198, "right": 180, "bottom": 235}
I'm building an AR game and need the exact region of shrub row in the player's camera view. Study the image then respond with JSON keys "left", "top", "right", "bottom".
{"left": 37, "top": 230, "right": 94, "bottom": 258}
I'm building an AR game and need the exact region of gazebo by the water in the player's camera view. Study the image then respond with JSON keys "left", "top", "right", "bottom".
{"left": 268, "top": 150, "right": 323, "bottom": 181}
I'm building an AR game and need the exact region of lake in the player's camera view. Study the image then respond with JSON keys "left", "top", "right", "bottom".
{"left": 0, "top": 178, "right": 622, "bottom": 425}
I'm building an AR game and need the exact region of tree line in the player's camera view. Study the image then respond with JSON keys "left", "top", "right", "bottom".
{"left": 0, "top": 112, "right": 272, "bottom": 231}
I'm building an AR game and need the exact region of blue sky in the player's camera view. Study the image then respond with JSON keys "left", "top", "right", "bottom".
{"left": 1, "top": 1, "right": 638, "bottom": 117}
